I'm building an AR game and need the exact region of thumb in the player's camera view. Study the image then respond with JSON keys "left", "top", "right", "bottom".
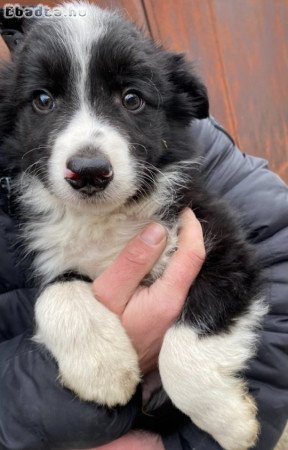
{"left": 92, "top": 223, "right": 167, "bottom": 315}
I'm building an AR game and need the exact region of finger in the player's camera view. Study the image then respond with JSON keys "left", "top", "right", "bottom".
{"left": 151, "top": 208, "right": 205, "bottom": 316}
{"left": 92, "top": 223, "right": 167, "bottom": 315}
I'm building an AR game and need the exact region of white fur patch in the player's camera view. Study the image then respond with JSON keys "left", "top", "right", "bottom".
{"left": 159, "top": 299, "right": 267, "bottom": 450}
{"left": 34, "top": 280, "right": 140, "bottom": 406}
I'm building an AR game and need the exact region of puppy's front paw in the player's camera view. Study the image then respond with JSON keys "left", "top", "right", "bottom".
{"left": 34, "top": 281, "right": 140, "bottom": 407}
{"left": 159, "top": 323, "right": 263, "bottom": 450}
{"left": 212, "top": 393, "right": 259, "bottom": 450}
{"left": 58, "top": 333, "right": 140, "bottom": 406}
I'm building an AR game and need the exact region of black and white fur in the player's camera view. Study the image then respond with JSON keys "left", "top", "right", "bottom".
{"left": 0, "top": 3, "right": 266, "bottom": 449}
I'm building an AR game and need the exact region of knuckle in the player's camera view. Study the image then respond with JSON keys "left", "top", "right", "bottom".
{"left": 91, "top": 283, "right": 103, "bottom": 300}
{"left": 186, "top": 246, "right": 206, "bottom": 266}
{"left": 125, "top": 246, "right": 149, "bottom": 267}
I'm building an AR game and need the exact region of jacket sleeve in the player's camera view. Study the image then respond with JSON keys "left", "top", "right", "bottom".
{"left": 0, "top": 330, "right": 141, "bottom": 450}
{"left": 162, "top": 117, "right": 288, "bottom": 450}
{"left": 0, "top": 208, "right": 142, "bottom": 450}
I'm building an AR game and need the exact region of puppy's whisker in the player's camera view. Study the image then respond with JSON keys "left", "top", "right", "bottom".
{"left": 21, "top": 145, "right": 50, "bottom": 160}
{"left": 130, "top": 143, "right": 148, "bottom": 156}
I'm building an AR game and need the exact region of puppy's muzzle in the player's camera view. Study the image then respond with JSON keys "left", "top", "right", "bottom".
{"left": 65, "top": 156, "right": 113, "bottom": 195}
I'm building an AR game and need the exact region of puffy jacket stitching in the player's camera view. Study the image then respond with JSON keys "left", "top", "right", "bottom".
{"left": 208, "top": 116, "right": 235, "bottom": 145}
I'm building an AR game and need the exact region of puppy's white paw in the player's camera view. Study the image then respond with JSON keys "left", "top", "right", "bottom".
{"left": 58, "top": 335, "right": 140, "bottom": 406}
{"left": 211, "top": 393, "right": 259, "bottom": 450}
{"left": 34, "top": 281, "right": 140, "bottom": 406}
{"left": 159, "top": 321, "right": 262, "bottom": 450}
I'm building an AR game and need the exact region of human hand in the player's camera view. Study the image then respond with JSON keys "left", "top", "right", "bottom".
{"left": 92, "top": 208, "right": 205, "bottom": 374}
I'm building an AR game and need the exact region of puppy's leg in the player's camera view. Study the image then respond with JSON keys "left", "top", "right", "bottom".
{"left": 34, "top": 280, "right": 140, "bottom": 406}
{"left": 159, "top": 300, "right": 266, "bottom": 450}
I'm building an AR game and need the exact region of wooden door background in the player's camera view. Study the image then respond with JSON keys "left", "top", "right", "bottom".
{"left": 1, "top": 0, "right": 287, "bottom": 182}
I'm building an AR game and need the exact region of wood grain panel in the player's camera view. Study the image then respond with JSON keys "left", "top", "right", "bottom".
{"left": 211, "top": 0, "right": 288, "bottom": 181}
{"left": 143, "top": 0, "right": 288, "bottom": 182}
{"left": 92, "top": 0, "right": 148, "bottom": 29}
{"left": 143, "top": 0, "right": 239, "bottom": 142}
{"left": 0, "top": 36, "right": 9, "bottom": 60}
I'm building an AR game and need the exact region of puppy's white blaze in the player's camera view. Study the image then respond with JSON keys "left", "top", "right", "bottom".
{"left": 49, "top": 106, "right": 137, "bottom": 208}
{"left": 34, "top": 280, "right": 140, "bottom": 406}
{"left": 52, "top": 2, "right": 113, "bottom": 104}
{"left": 159, "top": 299, "right": 267, "bottom": 450}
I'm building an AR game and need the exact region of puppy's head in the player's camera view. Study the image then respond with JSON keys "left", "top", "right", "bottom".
{"left": 1, "top": 2, "right": 209, "bottom": 212}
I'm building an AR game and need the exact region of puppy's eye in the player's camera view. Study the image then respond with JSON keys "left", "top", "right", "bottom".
{"left": 122, "top": 91, "right": 144, "bottom": 112}
{"left": 32, "top": 90, "right": 55, "bottom": 113}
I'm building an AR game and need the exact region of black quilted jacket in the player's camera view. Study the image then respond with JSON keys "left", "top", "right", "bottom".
{"left": 0, "top": 117, "right": 287, "bottom": 450}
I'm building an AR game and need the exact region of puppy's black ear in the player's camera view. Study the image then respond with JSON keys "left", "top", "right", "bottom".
{"left": 166, "top": 53, "right": 209, "bottom": 122}
{"left": 0, "top": 6, "right": 36, "bottom": 55}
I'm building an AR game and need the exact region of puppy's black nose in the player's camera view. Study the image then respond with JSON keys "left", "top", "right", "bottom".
{"left": 65, "top": 157, "right": 113, "bottom": 193}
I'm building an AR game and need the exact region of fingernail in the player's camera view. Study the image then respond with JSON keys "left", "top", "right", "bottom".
{"left": 140, "top": 223, "right": 166, "bottom": 245}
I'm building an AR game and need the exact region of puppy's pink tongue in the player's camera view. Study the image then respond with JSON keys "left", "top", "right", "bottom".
{"left": 64, "top": 168, "right": 81, "bottom": 180}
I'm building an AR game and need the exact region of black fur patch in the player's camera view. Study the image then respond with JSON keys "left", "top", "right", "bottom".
{"left": 51, "top": 272, "right": 92, "bottom": 284}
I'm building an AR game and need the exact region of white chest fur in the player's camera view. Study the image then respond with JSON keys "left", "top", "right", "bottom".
{"left": 21, "top": 180, "right": 179, "bottom": 284}
{"left": 36, "top": 210, "right": 178, "bottom": 283}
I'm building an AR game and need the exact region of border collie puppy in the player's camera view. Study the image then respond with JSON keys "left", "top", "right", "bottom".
{"left": 0, "top": 3, "right": 266, "bottom": 449}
